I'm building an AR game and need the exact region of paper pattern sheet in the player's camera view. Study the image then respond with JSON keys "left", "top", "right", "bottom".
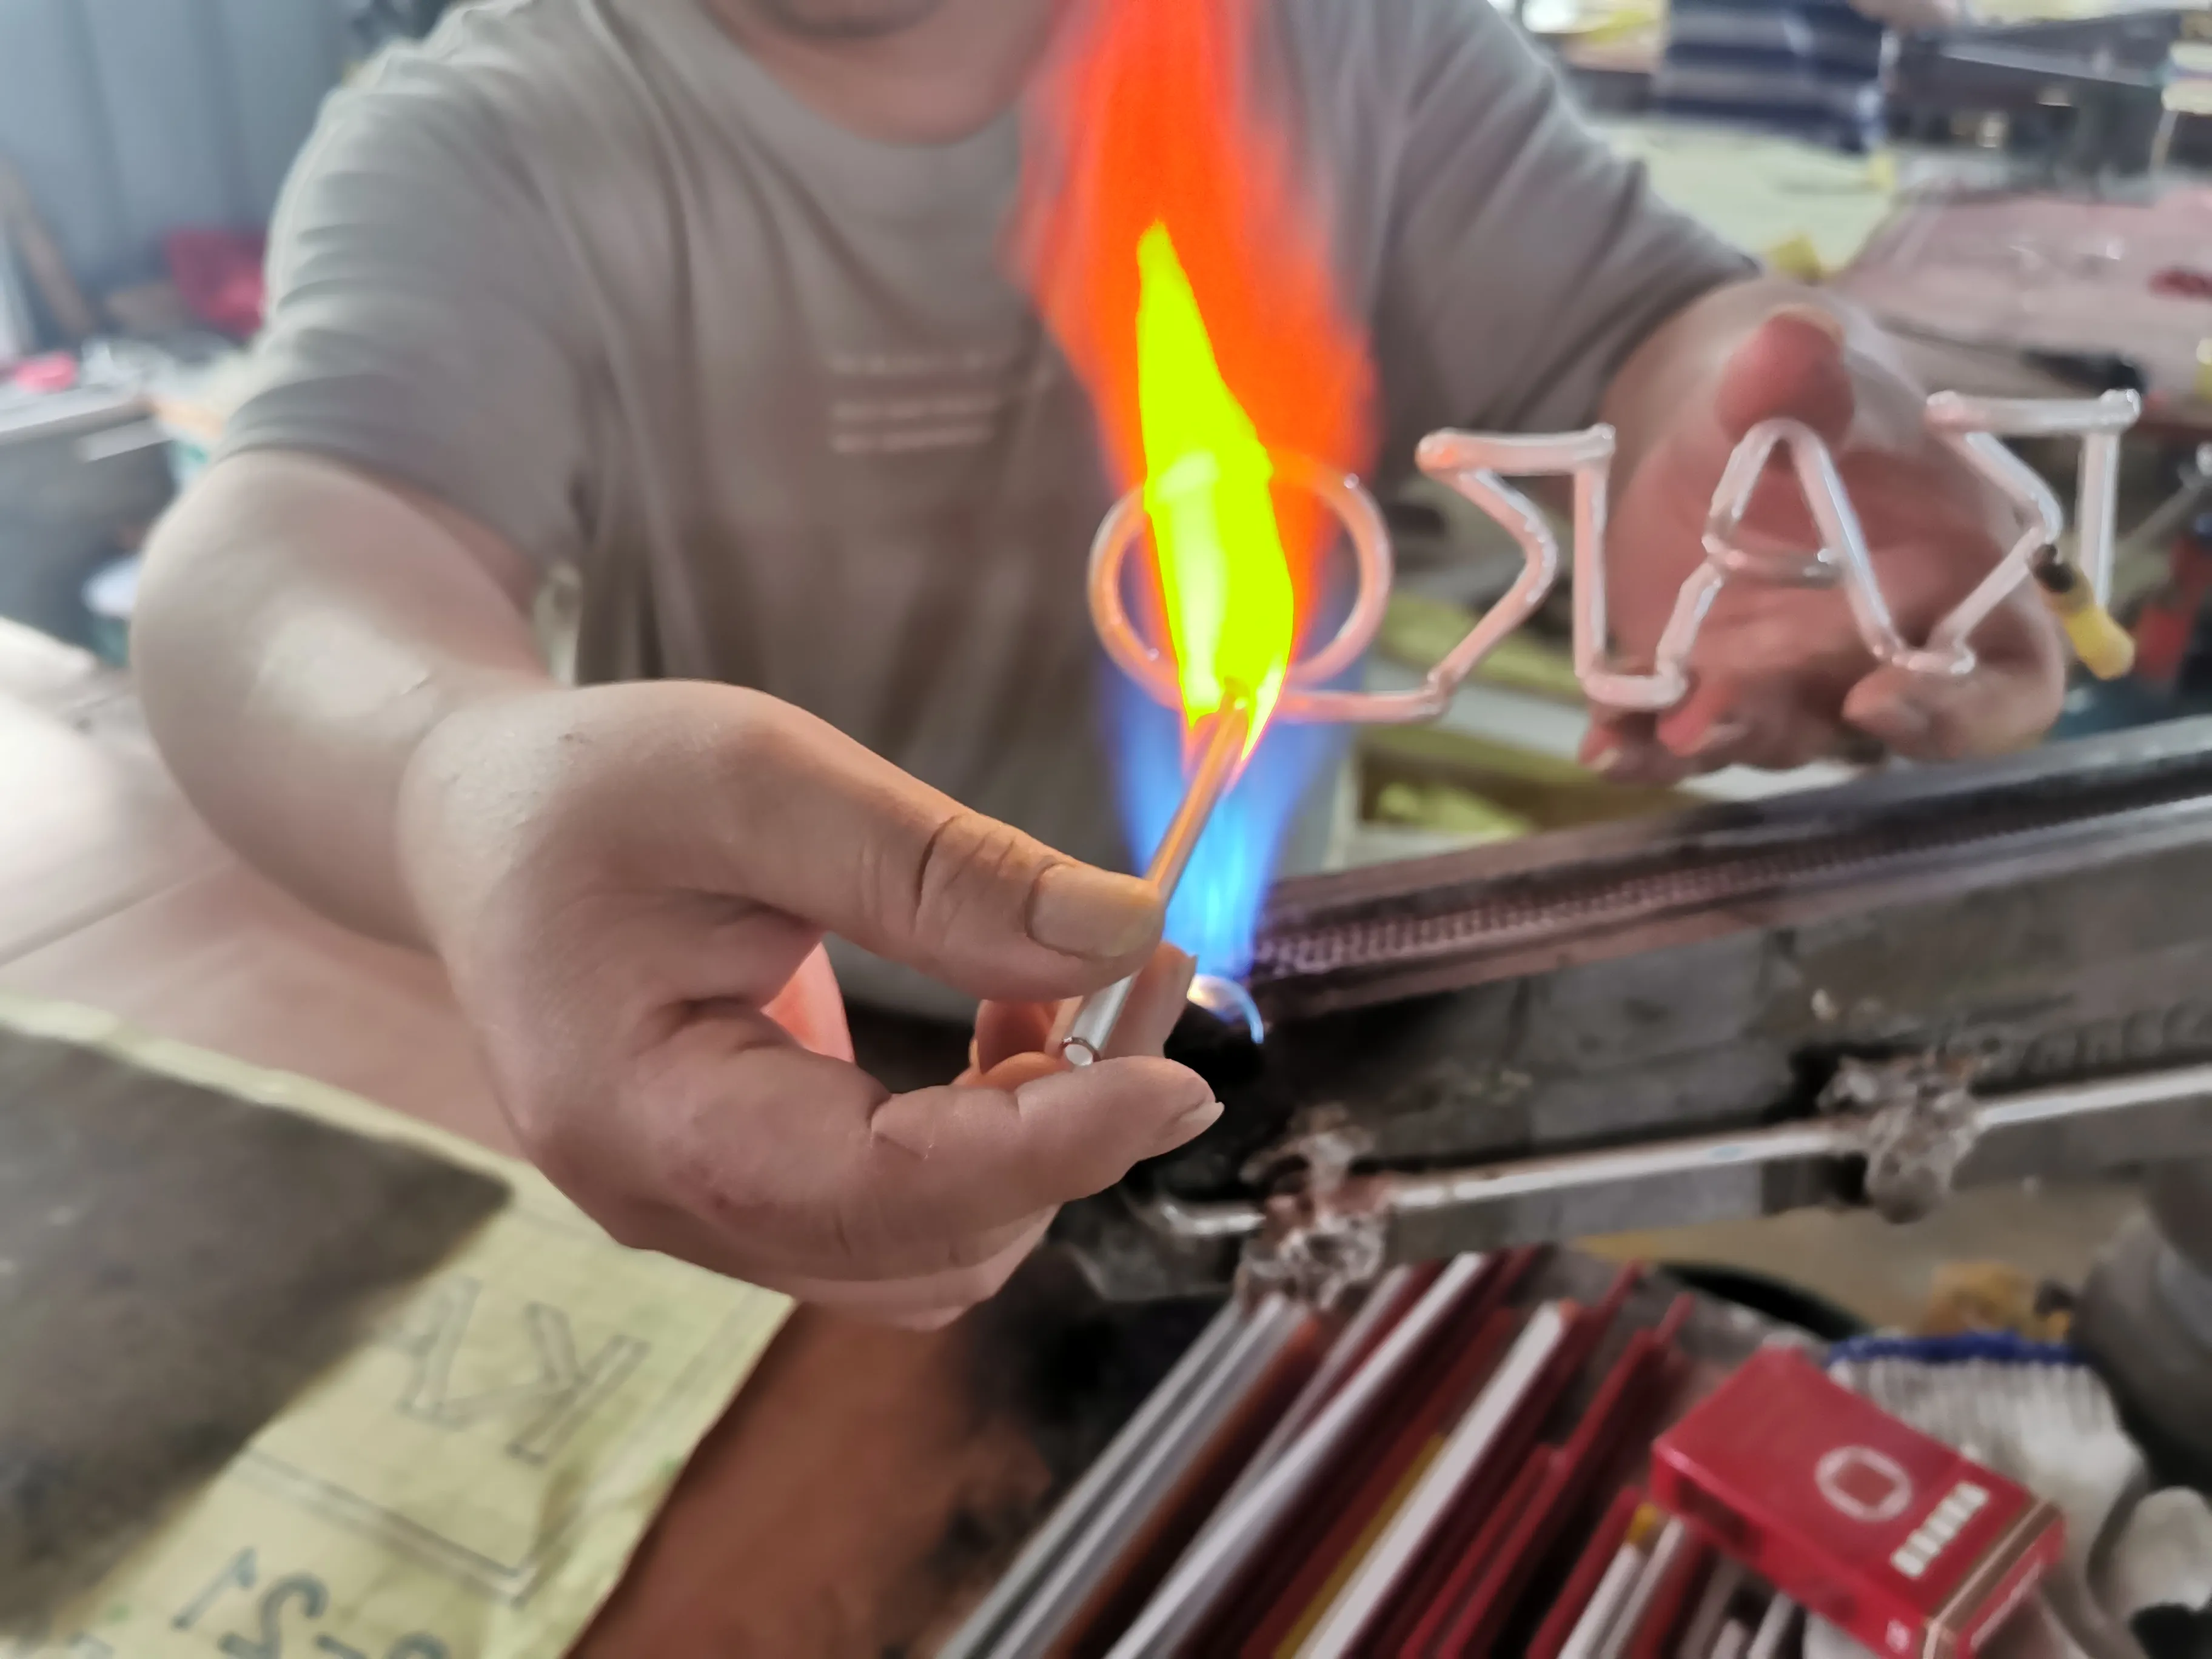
{"left": 0, "top": 994, "right": 791, "bottom": 1659}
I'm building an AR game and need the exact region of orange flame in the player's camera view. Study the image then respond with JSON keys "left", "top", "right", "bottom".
{"left": 1017, "top": 0, "right": 1374, "bottom": 740}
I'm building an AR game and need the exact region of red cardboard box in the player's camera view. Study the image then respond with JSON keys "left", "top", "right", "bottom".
{"left": 1652, "top": 1349, "right": 2063, "bottom": 1659}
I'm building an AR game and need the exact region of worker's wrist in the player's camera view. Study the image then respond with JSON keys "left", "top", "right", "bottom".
{"left": 390, "top": 669, "right": 566, "bottom": 959}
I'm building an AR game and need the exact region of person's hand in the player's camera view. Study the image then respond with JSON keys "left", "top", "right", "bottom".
{"left": 1584, "top": 307, "right": 2067, "bottom": 783}
{"left": 394, "top": 680, "right": 1220, "bottom": 1327}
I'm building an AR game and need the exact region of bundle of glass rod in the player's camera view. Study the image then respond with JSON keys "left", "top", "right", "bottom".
{"left": 936, "top": 1249, "right": 1788, "bottom": 1659}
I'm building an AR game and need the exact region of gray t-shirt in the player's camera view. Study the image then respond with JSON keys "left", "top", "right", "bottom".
{"left": 224, "top": 0, "right": 1747, "bottom": 1013}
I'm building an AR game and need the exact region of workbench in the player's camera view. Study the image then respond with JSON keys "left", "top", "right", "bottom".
{"left": 0, "top": 615, "right": 1134, "bottom": 1657}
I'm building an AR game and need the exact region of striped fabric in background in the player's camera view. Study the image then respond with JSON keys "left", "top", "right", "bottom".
{"left": 1654, "top": 0, "right": 1893, "bottom": 152}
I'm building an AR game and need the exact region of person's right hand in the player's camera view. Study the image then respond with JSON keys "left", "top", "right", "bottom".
{"left": 393, "top": 680, "right": 1219, "bottom": 1327}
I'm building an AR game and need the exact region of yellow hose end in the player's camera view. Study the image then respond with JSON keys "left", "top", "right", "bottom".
{"left": 2058, "top": 600, "right": 2137, "bottom": 680}
{"left": 1763, "top": 233, "right": 1826, "bottom": 283}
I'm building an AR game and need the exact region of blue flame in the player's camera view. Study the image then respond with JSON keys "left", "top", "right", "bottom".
{"left": 1105, "top": 666, "right": 1347, "bottom": 981}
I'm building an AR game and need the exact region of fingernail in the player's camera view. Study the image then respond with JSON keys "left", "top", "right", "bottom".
{"left": 1687, "top": 716, "right": 1751, "bottom": 760}
{"left": 1586, "top": 744, "right": 1625, "bottom": 776}
{"left": 1867, "top": 697, "right": 1932, "bottom": 747}
{"left": 1148, "top": 1099, "right": 1223, "bottom": 1159}
{"left": 1027, "top": 863, "right": 1160, "bottom": 960}
{"left": 1772, "top": 303, "right": 1847, "bottom": 347}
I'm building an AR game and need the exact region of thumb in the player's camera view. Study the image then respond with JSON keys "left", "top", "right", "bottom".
{"left": 697, "top": 695, "right": 1164, "bottom": 1005}
{"left": 1702, "top": 304, "right": 1857, "bottom": 466}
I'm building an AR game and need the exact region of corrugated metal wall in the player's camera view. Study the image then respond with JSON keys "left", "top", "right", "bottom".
{"left": 0, "top": 0, "right": 352, "bottom": 294}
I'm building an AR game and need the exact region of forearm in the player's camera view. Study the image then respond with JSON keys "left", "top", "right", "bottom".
{"left": 135, "top": 450, "right": 551, "bottom": 948}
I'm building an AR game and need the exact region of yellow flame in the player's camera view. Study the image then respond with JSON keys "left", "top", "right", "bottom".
{"left": 1135, "top": 223, "right": 1295, "bottom": 733}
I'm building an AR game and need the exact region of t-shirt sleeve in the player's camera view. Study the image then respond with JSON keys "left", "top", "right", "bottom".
{"left": 1371, "top": 0, "right": 1755, "bottom": 452}
{"left": 219, "top": 61, "right": 589, "bottom": 571}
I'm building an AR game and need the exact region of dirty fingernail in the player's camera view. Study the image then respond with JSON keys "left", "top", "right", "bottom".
{"left": 1688, "top": 717, "right": 1751, "bottom": 760}
{"left": 1028, "top": 863, "right": 1161, "bottom": 960}
{"left": 1149, "top": 1099, "right": 1224, "bottom": 1159}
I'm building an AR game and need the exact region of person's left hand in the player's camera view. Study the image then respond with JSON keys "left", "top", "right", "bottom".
{"left": 1583, "top": 307, "right": 2069, "bottom": 783}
